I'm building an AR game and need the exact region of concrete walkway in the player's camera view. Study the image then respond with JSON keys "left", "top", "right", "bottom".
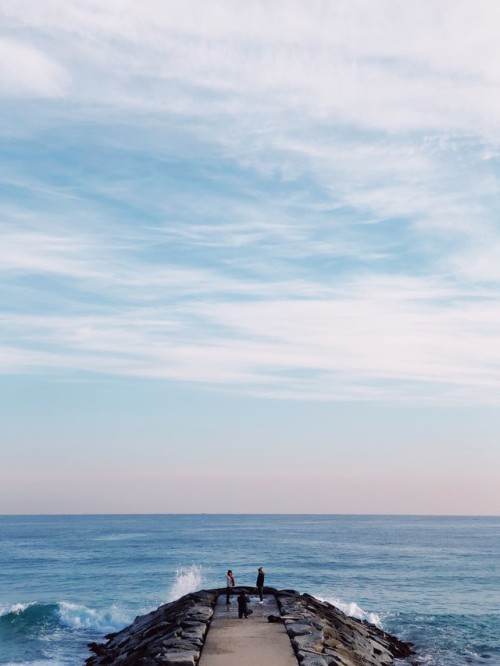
{"left": 199, "top": 594, "right": 298, "bottom": 666}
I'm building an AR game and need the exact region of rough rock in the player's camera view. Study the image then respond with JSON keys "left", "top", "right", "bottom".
{"left": 277, "top": 591, "right": 414, "bottom": 666}
{"left": 86, "top": 588, "right": 415, "bottom": 666}
{"left": 86, "top": 590, "right": 216, "bottom": 666}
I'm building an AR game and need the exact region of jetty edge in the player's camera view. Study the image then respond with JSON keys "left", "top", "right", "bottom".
{"left": 86, "top": 586, "right": 415, "bottom": 666}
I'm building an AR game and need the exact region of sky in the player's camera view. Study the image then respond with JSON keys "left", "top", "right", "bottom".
{"left": 1, "top": 0, "right": 500, "bottom": 515}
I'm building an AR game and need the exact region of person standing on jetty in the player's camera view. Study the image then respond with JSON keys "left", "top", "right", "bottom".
{"left": 226, "top": 569, "right": 235, "bottom": 604}
{"left": 256, "top": 566, "right": 265, "bottom": 602}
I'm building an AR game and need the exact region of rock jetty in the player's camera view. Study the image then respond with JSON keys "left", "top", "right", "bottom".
{"left": 276, "top": 590, "right": 413, "bottom": 666}
{"left": 87, "top": 590, "right": 217, "bottom": 666}
{"left": 86, "top": 587, "right": 415, "bottom": 666}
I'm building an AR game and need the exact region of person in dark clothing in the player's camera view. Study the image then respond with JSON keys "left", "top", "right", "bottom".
{"left": 256, "top": 567, "right": 265, "bottom": 602}
{"left": 237, "top": 591, "right": 253, "bottom": 619}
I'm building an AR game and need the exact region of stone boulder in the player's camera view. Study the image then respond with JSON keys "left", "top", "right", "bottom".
{"left": 86, "top": 590, "right": 217, "bottom": 666}
{"left": 277, "top": 591, "right": 414, "bottom": 666}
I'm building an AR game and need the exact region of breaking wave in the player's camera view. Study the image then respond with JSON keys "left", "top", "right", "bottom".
{"left": 0, "top": 600, "right": 132, "bottom": 635}
{"left": 0, "top": 601, "right": 58, "bottom": 630}
{"left": 0, "top": 563, "right": 205, "bottom": 649}
{"left": 319, "top": 595, "right": 382, "bottom": 627}
{"left": 57, "top": 601, "right": 132, "bottom": 633}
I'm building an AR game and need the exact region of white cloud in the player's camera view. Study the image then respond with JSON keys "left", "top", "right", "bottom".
{"left": 2, "top": 0, "right": 500, "bottom": 134}
{"left": 2, "top": 0, "right": 500, "bottom": 405}
{"left": 2, "top": 269, "right": 500, "bottom": 404}
{"left": 0, "top": 38, "right": 68, "bottom": 97}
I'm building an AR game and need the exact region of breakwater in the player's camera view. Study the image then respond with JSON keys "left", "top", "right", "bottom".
{"left": 86, "top": 587, "right": 414, "bottom": 666}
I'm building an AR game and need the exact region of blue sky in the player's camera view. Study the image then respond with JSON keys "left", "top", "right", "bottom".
{"left": 1, "top": 0, "right": 500, "bottom": 514}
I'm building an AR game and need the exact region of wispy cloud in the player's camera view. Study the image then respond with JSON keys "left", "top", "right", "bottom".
{"left": 0, "top": 37, "right": 68, "bottom": 97}
{"left": 2, "top": 1, "right": 500, "bottom": 404}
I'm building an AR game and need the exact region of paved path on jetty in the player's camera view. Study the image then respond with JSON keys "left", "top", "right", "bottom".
{"left": 199, "top": 594, "right": 298, "bottom": 666}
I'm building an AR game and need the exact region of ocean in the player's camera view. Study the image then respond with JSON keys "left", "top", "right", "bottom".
{"left": 0, "top": 515, "right": 498, "bottom": 665}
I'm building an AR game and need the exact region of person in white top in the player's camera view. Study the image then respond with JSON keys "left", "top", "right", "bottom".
{"left": 226, "top": 569, "right": 235, "bottom": 604}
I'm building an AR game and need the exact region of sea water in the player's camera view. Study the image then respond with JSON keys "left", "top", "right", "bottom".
{"left": 0, "top": 515, "right": 498, "bottom": 665}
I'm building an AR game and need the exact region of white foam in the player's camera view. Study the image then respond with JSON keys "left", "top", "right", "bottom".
{"left": 0, "top": 601, "right": 37, "bottom": 617}
{"left": 319, "top": 595, "right": 382, "bottom": 627}
{"left": 5, "top": 662, "right": 63, "bottom": 666}
{"left": 57, "top": 601, "right": 132, "bottom": 633}
{"left": 166, "top": 564, "right": 204, "bottom": 602}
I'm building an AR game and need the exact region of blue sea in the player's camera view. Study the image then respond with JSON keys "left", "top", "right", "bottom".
{"left": 0, "top": 515, "right": 498, "bottom": 665}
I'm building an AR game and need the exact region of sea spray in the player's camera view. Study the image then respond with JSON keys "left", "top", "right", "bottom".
{"left": 167, "top": 565, "right": 204, "bottom": 602}
{"left": 320, "top": 595, "right": 382, "bottom": 627}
